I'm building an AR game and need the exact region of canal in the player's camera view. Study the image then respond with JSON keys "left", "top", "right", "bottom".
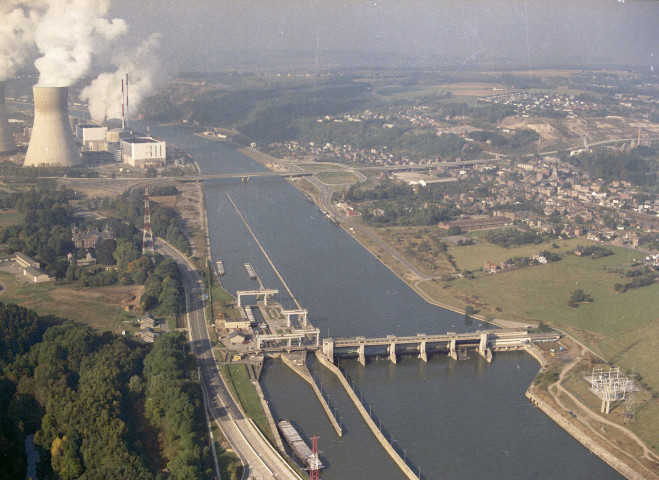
{"left": 151, "top": 126, "right": 622, "bottom": 479}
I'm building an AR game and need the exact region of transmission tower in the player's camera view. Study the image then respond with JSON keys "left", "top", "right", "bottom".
{"left": 142, "top": 183, "right": 155, "bottom": 257}
{"left": 309, "top": 436, "right": 320, "bottom": 480}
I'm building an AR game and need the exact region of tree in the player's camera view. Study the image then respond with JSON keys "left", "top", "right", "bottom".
{"left": 568, "top": 289, "right": 592, "bottom": 307}
{"left": 113, "top": 239, "right": 140, "bottom": 274}
{"left": 447, "top": 226, "right": 463, "bottom": 236}
{"left": 96, "top": 239, "right": 117, "bottom": 265}
{"left": 158, "top": 277, "right": 180, "bottom": 315}
{"left": 140, "top": 293, "right": 158, "bottom": 311}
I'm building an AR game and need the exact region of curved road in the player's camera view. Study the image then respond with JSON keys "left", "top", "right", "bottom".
{"left": 157, "top": 239, "right": 301, "bottom": 480}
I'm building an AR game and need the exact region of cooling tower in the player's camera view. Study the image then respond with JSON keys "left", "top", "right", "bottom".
{"left": 0, "top": 82, "right": 17, "bottom": 155}
{"left": 24, "top": 86, "right": 81, "bottom": 167}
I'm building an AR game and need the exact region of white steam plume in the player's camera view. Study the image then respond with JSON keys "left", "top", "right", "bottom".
{"left": 80, "top": 33, "right": 168, "bottom": 123}
{"left": 34, "top": 0, "right": 127, "bottom": 87}
{"left": 0, "top": 3, "right": 40, "bottom": 81}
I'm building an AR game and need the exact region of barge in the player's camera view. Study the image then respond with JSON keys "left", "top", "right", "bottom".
{"left": 216, "top": 260, "right": 225, "bottom": 275}
{"left": 277, "top": 420, "right": 324, "bottom": 470}
{"left": 244, "top": 262, "right": 257, "bottom": 280}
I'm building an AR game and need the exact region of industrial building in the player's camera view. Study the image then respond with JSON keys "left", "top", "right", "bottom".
{"left": 76, "top": 124, "right": 107, "bottom": 151}
{"left": 24, "top": 86, "right": 81, "bottom": 167}
{"left": 121, "top": 137, "right": 166, "bottom": 168}
{"left": 0, "top": 81, "right": 18, "bottom": 155}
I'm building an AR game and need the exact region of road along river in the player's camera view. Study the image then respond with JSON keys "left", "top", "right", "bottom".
{"left": 151, "top": 125, "right": 622, "bottom": 480}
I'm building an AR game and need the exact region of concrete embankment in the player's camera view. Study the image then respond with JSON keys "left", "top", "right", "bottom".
{"left": 253, "top": 381, "right": 286, "bottom": 452}
{"left": 526, "top": 389, "right": 653, "bottom": 480}
{"left": 315, "top": 351, "right": 419, "bottom": 480}
{"left": 281, "top": 353, "right": 343, "bottom": 437}
{"left": 523, "top": 344, "right": 548, "bottom": 370}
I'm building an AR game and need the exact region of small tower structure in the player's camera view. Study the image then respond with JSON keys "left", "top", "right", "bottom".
{"left": 142, "top": 183, "right": 154, "bottom": 257}
{"left": 309, "top": 436, "right": 320, "bottom": 480}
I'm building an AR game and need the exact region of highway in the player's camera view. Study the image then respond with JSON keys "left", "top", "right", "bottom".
{"left": 157, "top": 239, "right": 301, "bottom": 480}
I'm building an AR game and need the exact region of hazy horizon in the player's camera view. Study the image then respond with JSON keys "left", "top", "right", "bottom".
{"left": 107, "top": 0, "right": 658, "bottom": 72}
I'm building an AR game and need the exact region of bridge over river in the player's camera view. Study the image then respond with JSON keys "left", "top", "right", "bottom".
{"left": 322, "top": 329, "right": 559, "bottom": 365}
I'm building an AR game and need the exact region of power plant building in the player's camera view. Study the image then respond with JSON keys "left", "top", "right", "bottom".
{"left": 121, "top": 137, "right": 166, "bottom": 168}
{"left": 0, "top": 81, "right": 18, "bottom": 155}
{"left": 24, "top": 86, "right": 81, "bottom": 167}
{"left": 76, "top": 124, "right": 107, "bottom": 151}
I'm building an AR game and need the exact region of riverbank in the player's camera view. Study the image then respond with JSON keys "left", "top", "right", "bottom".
{"left": 526, "top": 338, "right": 659, "bottom": 480}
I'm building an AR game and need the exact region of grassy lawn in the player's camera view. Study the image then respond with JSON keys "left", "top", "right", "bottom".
{"left": 450, "top": 249, "right": 657, "bottom": 336}
{"left": 448, "top": 237, "right": 594, "bottom": 272}
{"left": 316, "top": 171, "right": 360, "bottom": 185}
{"left": 297, "top": 162, "right": 346, "bottom": 171}
{"left": 220, "top": 364, "right": 273, "bottom": 444}
{"left": 0, "top": 210, "right": 22, "bottom": 227}
{"left": 211, "top": 421, "right": 243, "bottom": 480}
{"left": 377, "top": 225, "right": 455, "bottom": 276}
{"left": 211, "top": 280, "right": 239, "bottom": 320}
{"left": 415, "top": 279, "right": 466, "bottom": 312}
{"left": 632, "top": 399, "right": 659, "bottom": 452}
{"left": 598, "top": 319, "right": 659, "bottom": 394}
{"left": 0, "top": 272, "right": 143, "bottom": 334}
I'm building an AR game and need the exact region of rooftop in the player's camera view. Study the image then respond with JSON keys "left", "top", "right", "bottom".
{"left": 123, "top": 137, "right": 162, "bottom": 144}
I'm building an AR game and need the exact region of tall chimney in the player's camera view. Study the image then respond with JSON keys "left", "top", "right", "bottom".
{"left": 0, "top": 81, "right": 18, "bottom": 155}
{"left": 24, "top": 86, "right": 81, "bottom": 167}
{"left": 125, "top": 73, "right": 129, "bottom": 128}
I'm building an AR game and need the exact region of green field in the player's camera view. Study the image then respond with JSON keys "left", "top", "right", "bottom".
{"left": 451, "top": 251, "right": 656, "bottom": 335}
{"left": 221, "top": 364, "right": 273, "bottom": 443}
{"left": 316, "top": 171, "right": 360, "bottom": 185}
{"left": 448, "top": 237, "right": 594, "bottom": 272}
{"left": 598, "top": 319, "right": 659, "bottom": 394}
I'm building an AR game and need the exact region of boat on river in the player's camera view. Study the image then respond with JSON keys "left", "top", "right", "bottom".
{"left": 216, "top": 260, "right": 225, "bottom": 275}
{"left": 277, "top": 420, "right": 324, "bottom": 470}
{"left": 244, "top": 263, "right": 257, "bottom": 280}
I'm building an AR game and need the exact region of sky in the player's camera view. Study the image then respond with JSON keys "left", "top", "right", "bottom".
{"left": 108, "top": 0, "right": 659, "bottom": 71}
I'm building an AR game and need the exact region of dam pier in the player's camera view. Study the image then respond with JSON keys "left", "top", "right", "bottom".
{"left": 321, "top": 330, "right": 560, "bottom": 365}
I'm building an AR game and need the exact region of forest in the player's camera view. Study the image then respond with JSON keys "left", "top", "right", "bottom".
{"left": 0, "top": 303, "right": 214, "bottom": 480}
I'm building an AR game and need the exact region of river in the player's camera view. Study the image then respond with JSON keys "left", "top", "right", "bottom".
{"left": 151, "top": 125, "right": 621, "bottom": 479}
